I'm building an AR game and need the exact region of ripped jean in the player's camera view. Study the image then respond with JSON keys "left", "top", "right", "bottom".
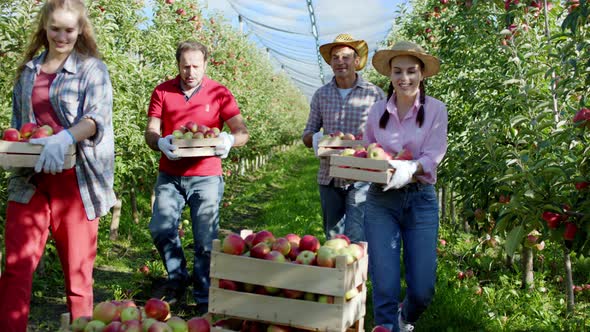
{"left": 364, "top": 183, "right": 439, "bottom": 331}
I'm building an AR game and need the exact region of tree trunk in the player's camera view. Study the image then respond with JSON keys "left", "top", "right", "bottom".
{"left": 110, "top": 199, "right": 122, "bottom": 241}
{"left": 521, "top": 246, "right": 534, "bottom": 289}
{"left": 564, "top": 247, "right": 575, "bottom": 314}
{"left": 130, "top": 187, "right": 139, "bottom": 224}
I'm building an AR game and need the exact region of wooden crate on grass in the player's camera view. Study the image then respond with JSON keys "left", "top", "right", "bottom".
{"left": 171, "top": 137, "right": 224, "bottom": 157}
{"left": 329, "top": 155, "right": 392, "bottom": 184}
{"left": 0, "top": 141, "right": 76, "bottom": 169}
{"left": 208, "top": 237, "right": 368, "bottom": 332}
{"left": 317, "top": 137, "right": 360, "bottom": 157}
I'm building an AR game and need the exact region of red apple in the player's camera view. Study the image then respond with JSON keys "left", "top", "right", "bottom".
{"left": 192, "top": 132, "right": 204, "bottom": 139}
{"left": 575, "top": 181, "right": 589, "bottom": 190}
{"left": 187, "top": 317, "right": 210, "bottom": 332}
{"left": 371, "top": 326, "right": 390, "bottom": 332}
{"left": 282, "top": 288, "right": 304, "bottom": 299}
{"left": 185, "top": 121, "right": 198, "bottom": 133}
{"left": 295, "top": 250, "right": 316, "bottom": 265}
{"left": 165, "top": 0, "right": 174, "bottom": 4}
{"left": 324, "top": 238, "right": 348, "bottom": 250}
{"left": 284, "top": 233, "right": 301, "bottom": 246}
{"left": 250, "top": 242, "right": 271, "bottom": 259}
{"left": 457, "top": 271, "right": 465, "bottom": 280}
{"left": 267, "top": 325, "right": 290, "bottom": 332}
{"left": 176, "top": 8, "right": 186, "bottom": 15}
{"left": 564, "top": 223, "right": 578, "bottom": 241}
{"left": 271, "top": 237, "right": 291, "bottom": 256}
{"left": 244, "top": 233, "right": 256, "bottom": 249}
{"left": 352, "top": 150, "right": 367, "bottom": 158}
{"left": 204, "top": 129, "right": 216, "bottom": 138}
{"left": 439, "top": 239, "right": 447, "bottom": 246}
{"left": 140, "top": 265, "right": 150, "bottom": 275}
{"left": 368, "top": 147, "right": 392, "bottom": 160}
{"left": 341, "top": 133, "right": 355, "bottom": 140}
{"left": 31, "top": 124, "right": 53, "bottom": 138}
{"left": 197, "top": 125, "right": 209, "bottom": 134}
{"left": 573, "top": 107, "right": 590, "bottom": 127}
{"left": 2, "top": 127, "right": 20, "bottom": 141}
{"left": 222, "top": 233, "right": 246, "bottom": 255}
{"left": 299, "top": 235, "right": 320, "bottom": 252}
{"left": 144, "top": 298, "right": 170, "bottom": 321}
{"left": 219, "top": 279, "right": 240, "bottom": 291}
{"left": 252, "top": 230, "right": 275, "bottom": 247}
{"left": 347, "top": 243, "right": 364, "bottom": 261}
{"left": 541, "top": 211, "right": 561, "bottom": 229}
{"left": 287, "top": 243, "right": 300, "bottom": 261}
{"left": 330, "top": 131, "right": 344, "bottom": 138}
{"left": 20, "top": 122, "right": 38, "bottom": 139}
{"left": 93, "top": 301, "right": 118, "bottom": 324}
{"left": 394, "top": 149, "right": 413, "bottom": 160}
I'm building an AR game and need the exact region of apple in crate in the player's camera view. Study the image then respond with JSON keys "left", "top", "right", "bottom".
{"left": 120, "top": 319, "right": 141, "bottom": 332}
{"left": 219, "top": 279, "right": 240, "bottom": 291}
{"left": 167, "top": 316, "right": 188, "bottom": 331}
{"left": 250, "top": 242, "right": 271, "bottom": 259}
{"left": 193, "top": 132, "right": 205, "bottom": 139}
{"left": 271, "top": 237, "right": 291, "bottom": 256}
{"left": 372, "top": 326, "right": 390, "bottom": 332}
{"left": 187, "top": 317, "right": 211, "bottom": 332}
{"left": 265, "top": 250, "right": 287, "bottom": 263}
{"left": 317, "top": 295, "right": 334, "bottom": 304}
{"left": 287, "top": 243, "right": 300, "bottom": 261}
{"left": 172, "top": 130, "right": 184, "bottom": 139}
{"left": 93, "top": 301, "right": 118, "bottom": 323}
{"left": 20, "top": 122, "right": 38, "bottom": 139}
{"left": 103, "top": 321, "right": 123, "bottom": 332}
{"left": 222, "top": 233, "right": 246, "bottom": 255}
{"left": 144, "top": 298, "right": 170, "bottom": 321}
{"left": 333, "top": 234, "right": 351, "bottom": 245}
{"left": 394, "top": 149, "right": 413, "bottom": 160}
{"left": 148, "top": 321, "right": 173, "bottom": 332}
{"left": 341, "top": 133, "right": 356, "bottom": 140}
{"left": 2, "top": 128, "right": 20, "bottom": 141}
{"left": 30, "top": 124, "right": 53, "bottom": 138}
{"left": 353, "top": 150, "right": 367, "bottom": 158}
{"left": 295, "top": 250, "right": 316, "bottom": 265}
{"left": 252, "top": 230, "right": 275, "bottom": 246}
{"left": 185, "top": 121, "right": 198, "bottom": 133}
{"left": 284, "top": 233, "right": 301, "bottom": 246}
{"left": 316, "top": 246, "right": 336, "bottom": 268}
{"left": 324, "top": 238, "right": 348, "bottom": 250}
{"left": 347, "top": 243, "right": 365, "bottom": 260}
{"left": 71, "top": 316, "right": 92, "bottom": 331}
{"left": 299, "top": 234, "right": 320, "bottom": 252}
{"left": 120, "top": 306, "right": 141, "bottom": 322}
{"left": 84, "top": 320, "right": 107, "bottom": 331}
{"left": 340, "top": 148, "right": 355, "bottom": 157}
{"left": 282, "top": 288, "right": 304, "bottom": 299}
{"left": 368, "top": 146, "right": 392, "bottom": 160}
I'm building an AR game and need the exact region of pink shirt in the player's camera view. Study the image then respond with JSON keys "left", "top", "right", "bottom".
{"left": 364, "top": 94, "right": 448, "bottom": 184}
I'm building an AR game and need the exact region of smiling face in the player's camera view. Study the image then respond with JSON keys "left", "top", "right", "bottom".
{"left": 389, "top": 55, "right": 424, "bottom": 100}
{"left": 330, "top": 45, "right": 359, "bottom": 80}
{"left": 178, "top": 49, "right": 207, "bottom": 90}
{"left": 45, "top": 9, "right": 80, "bottom": 58}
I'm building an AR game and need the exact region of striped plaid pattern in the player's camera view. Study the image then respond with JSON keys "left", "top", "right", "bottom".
{"left": 10, "top": 51, "right": 116, "bottom": 220}
{"left": 303, "top": 75, "right": 385, "bottom": 186}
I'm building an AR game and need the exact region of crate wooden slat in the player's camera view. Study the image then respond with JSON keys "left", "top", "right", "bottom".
{"left": 0, "top": 141, "right": 76, "bottom": 169}
{"left": 171, "top": 137, "right": 223, "bottom": 157}
{"left": 317, "top": 138, "right": 361, "bottom": 157}
{"left": 209, "top": 238, "right": 368, "bottom": 332}
{"left": 329, "top": 155, "right": 392, "bottom": 184}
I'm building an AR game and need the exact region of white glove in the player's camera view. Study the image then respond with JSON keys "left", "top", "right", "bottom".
{"left": 158, "top": 134, "right": 180, "bottom": 160}
{"left": 215, "top": 132, "right": 235, "bottom": 159}
{"left": 312, "top": 131, "right": 324, "bottom": 157}
{"left": 30, "top": 130, "right": 74, "bottom": 174}
{"left": 384, "top": 160, "right": 419, "bottom": 191}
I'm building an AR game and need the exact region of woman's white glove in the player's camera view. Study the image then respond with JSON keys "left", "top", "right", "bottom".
{"left": 312, "top": 131, "right": 324, "bottom": 157}
{"left": 384, "top": 160, "right": 419, "bottom": 191}
{"left": 158, "top": 134, "right": 180, "bottom": 160}
{"left": 30, "top": 130, "right": 74, "bottom": 174}
{"left": 215, "top": 132, "right": 235, "bottom": 159}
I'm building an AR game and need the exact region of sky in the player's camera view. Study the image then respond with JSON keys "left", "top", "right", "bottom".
{"left": 200, "top": 0, "right": 408, "bottom": 99}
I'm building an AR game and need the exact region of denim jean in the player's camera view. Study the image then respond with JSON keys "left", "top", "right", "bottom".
{"left": 318, "top": 181, "right": 369, "bottom": 243}
{"left": 364, "top": 183, "right": 439, "bottom": 331}
{"left": 149, "top": 172, "right": 224, "bottom": 304}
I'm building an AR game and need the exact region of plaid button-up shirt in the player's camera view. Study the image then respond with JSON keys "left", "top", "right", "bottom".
{"left": 303, "top": 75, "right": 385, "bottom": 187}
{"left": 10, "top": 51, "right": 116, "bottom": 220}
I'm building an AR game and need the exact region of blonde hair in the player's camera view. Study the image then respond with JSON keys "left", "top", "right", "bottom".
{"left": 16, "top": 0, "right": 99, "bottom": 81}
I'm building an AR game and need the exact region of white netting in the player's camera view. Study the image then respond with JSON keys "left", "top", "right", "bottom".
{"left": 206, "top": 0, "right": 403, "bottom": 99}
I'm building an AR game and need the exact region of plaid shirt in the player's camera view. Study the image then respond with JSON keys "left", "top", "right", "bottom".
{"left": 10, "top": 51, "right": 116, "bottom": 220}
{"left": 303, "top": 75, "right": 385, "bottom": 186}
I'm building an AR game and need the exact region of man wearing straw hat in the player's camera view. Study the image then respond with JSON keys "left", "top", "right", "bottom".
{"left": 302, "top": 33, "right": 384, "bottom": 243}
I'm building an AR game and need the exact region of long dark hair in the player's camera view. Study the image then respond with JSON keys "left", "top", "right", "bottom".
{"left": 379, "top": 69, "right": 426, "bottom": 129}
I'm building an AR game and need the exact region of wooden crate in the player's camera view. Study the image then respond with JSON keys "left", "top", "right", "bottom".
{"left": 329, "top": 155, "right": 392, "bottom": 184}
{"left": 171, "top": 137, "right": 224, "bottom": 157}
{"left": 317, "top": 137, "right": 360, "bottom": 157}
{"left": 209, "top": 238, "right": 368, "bottom": 332}
{"left": 0, "top": 141, "right": 76, "bottom": 169}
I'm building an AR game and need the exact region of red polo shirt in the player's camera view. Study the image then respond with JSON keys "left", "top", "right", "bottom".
{"left": 148, "top": 75, "right": 241, "bottom": 176}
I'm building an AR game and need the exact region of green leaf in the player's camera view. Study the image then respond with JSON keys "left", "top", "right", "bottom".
{"left": 505, "top": 225, "right": 525, "bottom": 257}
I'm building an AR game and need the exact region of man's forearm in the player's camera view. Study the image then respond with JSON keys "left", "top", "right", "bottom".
{"left": 145, "top": 130, "right": 161, "bottom": 151}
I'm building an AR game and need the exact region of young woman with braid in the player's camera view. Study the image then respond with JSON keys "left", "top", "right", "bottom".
{"left": 363, "top": 41, "right": 448, "bottom": 332}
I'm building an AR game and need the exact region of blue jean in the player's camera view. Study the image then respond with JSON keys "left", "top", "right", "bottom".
{"left": 364, "top": 183, "right": 439, "bottom": 331}
{"left": 149, "top": 172, "right": 224, "bottom": 304}
{"left": 319, "top": 181, "right": 369, "bottom": 243}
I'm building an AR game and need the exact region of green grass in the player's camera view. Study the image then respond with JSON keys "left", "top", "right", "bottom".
{"left": 24, "top": 144, "right": 590, "bottom": 331}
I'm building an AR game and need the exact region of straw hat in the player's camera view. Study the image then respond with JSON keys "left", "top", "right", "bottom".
{"left": 319, "top": 33, "right": 368, "bottom": 70}
{"left": 372, "top": 41, "right": 440, "bottom": 78}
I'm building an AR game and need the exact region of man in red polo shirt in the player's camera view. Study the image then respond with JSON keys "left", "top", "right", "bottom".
{"left": 144, "top": 40, "right": 249, "bottom": 314}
